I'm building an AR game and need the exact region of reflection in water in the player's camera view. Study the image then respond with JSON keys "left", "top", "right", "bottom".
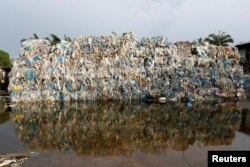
{"left": 239, "top": 108, "right": 250, "bottom": 134}
{"left": 10, "top": 102, "right": 242, "bottom": 155}
{"left": 0, "top": 98, "right": 10, "bottom": 124}
{"left": 0, "top": 110, "right": 9, "bottom": 125}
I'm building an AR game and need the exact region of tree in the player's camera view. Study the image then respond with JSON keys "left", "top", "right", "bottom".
{"left": 204, "top": 31, "right": 234, "bottom": 46}
{"left": 0, "top": 50, "right": 11, "bottom": 68}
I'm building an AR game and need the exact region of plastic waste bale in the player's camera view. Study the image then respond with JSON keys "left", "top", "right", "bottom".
{"left": 8, "top": 33, "right": 247, "bottom": 102}
{"left": 8, "top": 39, "right": 51, "bottom": 102}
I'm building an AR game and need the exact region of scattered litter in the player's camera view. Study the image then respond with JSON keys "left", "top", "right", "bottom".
{"left": 0, "top": 159, "right": 16, "bottom": 167}
{"left": 0, "top": 152, "right": 29, "bottom": 167}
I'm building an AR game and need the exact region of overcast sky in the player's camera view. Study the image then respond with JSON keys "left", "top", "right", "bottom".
{"left": 0, "top": 0, "right": 249, "bottom": 57}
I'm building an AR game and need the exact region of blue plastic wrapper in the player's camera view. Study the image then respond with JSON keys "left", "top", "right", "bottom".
{"left": 25, "top": 69, "right": 36, "bottom": 81}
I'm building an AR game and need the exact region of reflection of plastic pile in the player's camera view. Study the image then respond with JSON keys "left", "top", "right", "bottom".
{"left": 243, "top": 75, "right": 250, "bottom": 98}
{"left": 11, "top": 102, "right": 242, "bottom": 155}
{"left": 8, "top": 33, "right": 246, "bottom": 102}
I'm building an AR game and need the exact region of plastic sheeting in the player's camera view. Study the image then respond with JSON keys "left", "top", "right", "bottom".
{"left": 8, "top": 33, "right": 246, "bottom": 102}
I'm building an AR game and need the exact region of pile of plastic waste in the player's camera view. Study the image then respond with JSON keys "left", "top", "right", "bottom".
{"left": 8, "top": 32, "right": 246, "bottom": 102}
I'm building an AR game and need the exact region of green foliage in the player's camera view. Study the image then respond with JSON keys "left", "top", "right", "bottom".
{"left": 205, "top": 31, "right": 234, "bottom": 46}
{"left": 0, "top": 49, "right": 11, "bottom": 68}
{"left": 0, "top": 110, "right": 9, "bottom": 125}
{"left": 20, "top": 33, "right": 40, "bottom": 43}
{"left": 33, "top": 33, "right": 39, "bottom": 39}
{"left": 45, "top": 34, "right": 61, "bottom": 45}
{"left": 64, "top": 34, "right": 72, "bottom": 42}
{"left": 197, "top": 37, "right": 203, "bottom": 44}
{"left": 21, "top": 33, "right": 72, "bottom": 45}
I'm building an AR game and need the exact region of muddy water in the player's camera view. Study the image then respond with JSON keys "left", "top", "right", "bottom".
{"left": 1, "top": 99, "right": 250, "bottom": 167}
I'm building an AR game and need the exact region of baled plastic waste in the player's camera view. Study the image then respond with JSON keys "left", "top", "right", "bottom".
{"left": 8, "top": 33, "right": 246, "bottom": 102}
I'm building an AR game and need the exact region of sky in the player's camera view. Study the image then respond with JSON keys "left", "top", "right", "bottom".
{"left": 0, "top": 0, "right": 250, "bottom": 57}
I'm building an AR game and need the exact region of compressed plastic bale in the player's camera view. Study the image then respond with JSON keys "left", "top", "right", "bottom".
{"left": 8, "top": 32, "right": 246, "bottom": 102}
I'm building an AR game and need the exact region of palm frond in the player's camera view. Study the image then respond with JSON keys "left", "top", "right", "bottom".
{"left": 44, "top": 37, "right": 50, "bottom": 41}
{"left": 20, "top": 39, "right": 26, "bottom": 43}
{"left": 33, "top": 33, "right": 39, "bottom": 39}
{"left": 64, "top": 34, "right": 72, "bottom": 42}
{"left": 49, "top": 34, "right": 61, "bottom": 45}
{"left": 205, "top": 31, "right": 234, "bottom": 46}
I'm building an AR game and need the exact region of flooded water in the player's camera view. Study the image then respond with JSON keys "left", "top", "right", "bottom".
{"left": 1, "top": 98, "right": 250, "bottom": 167}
